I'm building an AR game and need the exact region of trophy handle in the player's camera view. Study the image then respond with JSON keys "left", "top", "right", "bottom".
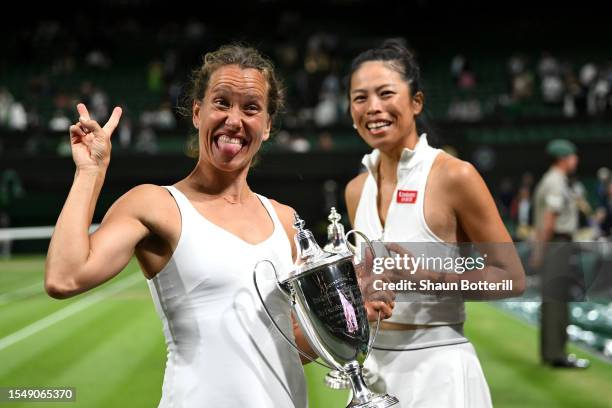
{"left": 344, "top": 230, "right": 384, "bottom": 361}
{"left": 252, "top": 260, "right": 333, "bottom": 370}
{"left": 344, "top": 229, "right": 377, "bottom": 261}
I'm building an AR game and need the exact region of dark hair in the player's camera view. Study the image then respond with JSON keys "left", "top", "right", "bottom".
{"left": 348, "top": 39, "right": 436, "bottom": 143}
{"left": 349, "top": 39, "right": 423, "bottom": 98}
{"left": 180, "top": 43, "right": 285, "bottom": 157}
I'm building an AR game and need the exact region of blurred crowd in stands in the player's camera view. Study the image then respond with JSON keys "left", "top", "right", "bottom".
{"left": 1, "top": 17, "right": 612, "bottom": 156}
{"left": 448, "top": 52, "right": 612, "bottom": 122}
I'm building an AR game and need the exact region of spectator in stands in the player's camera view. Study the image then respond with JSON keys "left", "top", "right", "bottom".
{"left": 511, "top": 174, "right": 533, "bottom": 241}
{"left": 317, "top": 131, "right": 334, "bottom": 152}
{"left": 147, "top": 60, "right": 164, "bottom": 94}
{"left": 450, "top": 54, "right": 466, "bottom": 84}
{"left": 498, "top": 177, "right": 515, "bottom": 219}
{"left": 596, "top": 167, "right": 611, "bottom": 207}
{"left": 134, "top": 125, "right": 158, "bottom": 154}
{"left": 563, "top": 71, "right": 582, "bottom": 117}
{"left": 595, "top": 167, "right": 612, "bottom": 237}
{"left": 85, "top": 49, "right": 111, "bottom": 69}
{"left": 507, "top": 53, "right": 534, "bottom": 101}
{"left": 139, "top": 102, "right": 176, "bottom": 132}
{"left": 8, "top": 101, "right": 27, "bottom": 131}
{"left": 0, "top": 169, "right": 24, "bottom": 258}
{"left": 569, "top": 175, "right": 592, "bottom": 229}
{"left": 579, "top": 63, "right": 598, "bottom": 89}
{"left": 541, "top": 75, "right": 565, "bottom": 105}
{"left": 79, "top": 81, "right": 94, "bottom": 109}
{"left": 447, "top": 96, "right": 482, "bottom": 122}
{"left": 45, "top": 44, "right": 311, "bottom": 407}
{"left": 512, "top": 70, "right": 534, "bottom": 101}
{"left": 116, "top": 113, "right": 132, "bottom": 150}
{"left": 538, "top": 52, "right": 560, "bottom": 78}
{"left": 314, "top": 93, "right": 339, "bottom": 127}
{"left": 287, "top": 132, "right": 310, "bottom": 153}
{"left": 597, "top": 181, "right": 612, "bottom": 237}
{"left": 508, "top": 54, "right": 527, "bottom": 78}
{"left": 591, "top": 74, "right": 610, "bottom": 115}
{"left": 515, "top": 185, "right": 532, "bottom": 239}
{"left": 155, "top": 102, "right": 177, "bottom": 130}
{"left": 457, "top": 66, "right": 477, "bottom": 90}
{"left": 48, "top": 109, "right": 71, "bottom": 132}
{"left": 0, "top": 87, "right": 14, "bottom": 127}
{"left": 90, "top": 86, "right": 109, "bottom": 122}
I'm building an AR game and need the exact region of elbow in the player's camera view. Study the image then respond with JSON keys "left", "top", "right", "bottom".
{"left": 44, "top": 280, "right": 76, "bottom": 299}
{"left": 44, "top": 271, "right": 78, "bottom": 299}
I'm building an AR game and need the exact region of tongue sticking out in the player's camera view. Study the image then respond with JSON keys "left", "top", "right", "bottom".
{"left": 216, "top": 137, "right": 244, "bottom": 160}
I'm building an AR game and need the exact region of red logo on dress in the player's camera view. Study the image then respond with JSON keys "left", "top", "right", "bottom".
{"left": 397, "top": 190, "right": 418, "bottom": 204}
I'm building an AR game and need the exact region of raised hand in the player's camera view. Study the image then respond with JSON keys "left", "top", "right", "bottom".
{"left": 69, "top": 103, "right": 122, "bottom": 171}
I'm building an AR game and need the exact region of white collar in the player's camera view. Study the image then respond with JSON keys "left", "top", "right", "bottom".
{"left": 361, "top": 134, "right": 430, "bottom": 177}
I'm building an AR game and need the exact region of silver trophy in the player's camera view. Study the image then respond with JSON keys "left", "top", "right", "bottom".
{"left": 254, "top": 212, "right": 399, "bottom": 408}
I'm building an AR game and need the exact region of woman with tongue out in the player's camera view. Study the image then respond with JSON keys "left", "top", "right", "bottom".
{"left": 344, "top": 40, "right": 525, "bottom": 407}
{"left": 45, "top": 45, "right": 311, "bottom": 407}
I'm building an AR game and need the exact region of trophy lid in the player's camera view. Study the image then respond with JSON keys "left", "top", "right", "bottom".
{"left": 283, "top": 212, "right": 351, "bottom": 284}
{"left": 323, "top": 207, "right": 351, "bottom": 255}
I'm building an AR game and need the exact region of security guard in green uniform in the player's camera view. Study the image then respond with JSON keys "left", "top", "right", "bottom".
{"left": 531, "top": 139, "right": 589, "bottom": 368}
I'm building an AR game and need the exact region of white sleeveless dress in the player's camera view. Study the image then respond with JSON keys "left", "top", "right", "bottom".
{"left": 147, "top": 186, "right": 307, "bottom": 408}
{"left": 354, "top": 135, "right": 492, "bottom": 408}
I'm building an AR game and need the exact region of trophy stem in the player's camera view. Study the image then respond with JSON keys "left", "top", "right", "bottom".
{"left": 345, "top": 361, "right": 373, "bottom": 405}
{"left": 345, "top": 361, "right": 400, "bottom": 408}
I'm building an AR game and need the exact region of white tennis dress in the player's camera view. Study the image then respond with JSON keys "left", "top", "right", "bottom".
{"left": 354, "top": 135, "right": 492, "bottom": 408}
{"left": 147, "top": 186, "right": 307, "bottom": 408}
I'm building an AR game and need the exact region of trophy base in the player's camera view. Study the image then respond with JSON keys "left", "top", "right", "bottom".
{"left": 325, "top": 369, "right": 378, "bottom": 389}
{"left": 347, "top": 394, "right": 399, "bottom": 408}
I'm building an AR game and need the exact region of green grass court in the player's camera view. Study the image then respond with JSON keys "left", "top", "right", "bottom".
{"left": 1, "top": 257, "right": 611, "bottom": 407}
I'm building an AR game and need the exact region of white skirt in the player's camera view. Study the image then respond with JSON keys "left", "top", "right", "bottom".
{"left": 361, "top": 328, "right": 492, "bottom": 408}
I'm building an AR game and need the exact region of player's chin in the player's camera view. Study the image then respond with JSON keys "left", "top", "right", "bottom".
{"left": 213, "top": 154, "right": 255, "bottom": 172}
{"left": 362, "top": 134, "right": 395, "bottom": 150}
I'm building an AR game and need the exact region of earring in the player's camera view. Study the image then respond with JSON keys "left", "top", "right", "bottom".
{"left": 352, "top": 123, "right": 357, "bottom": 129}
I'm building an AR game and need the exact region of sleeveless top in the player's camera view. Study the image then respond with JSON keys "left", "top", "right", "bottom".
{"left": 354, "top": 135, "right": 466, "bottom": 326}
{"left": 147, "top": 186, "right": 307, "bottom": 408}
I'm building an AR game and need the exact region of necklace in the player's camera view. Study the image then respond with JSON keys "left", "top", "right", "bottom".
{"left": 221, "top": 191, "right": 251, "bottom": 205}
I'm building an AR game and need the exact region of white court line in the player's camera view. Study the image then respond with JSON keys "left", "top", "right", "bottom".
{"left": 0, "top": 281, "right": 43, "bottom": 304}
{"left": 0, "top": 273, "right": 142, "bottom": 352}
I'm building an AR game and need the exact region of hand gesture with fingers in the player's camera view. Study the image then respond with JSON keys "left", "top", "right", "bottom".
{"left": 69, "top": 103, "right": 122, "bottom": 171}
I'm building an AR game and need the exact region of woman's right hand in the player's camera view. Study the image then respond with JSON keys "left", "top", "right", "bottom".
{"left": 69, "top": 103, "right": 122, "bottom": 171}
{"left": 356, "top": 245, "right": 395, "bottom": 321}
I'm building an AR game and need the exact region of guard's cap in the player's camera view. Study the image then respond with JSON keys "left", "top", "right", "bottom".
{"left": 546, "top": 139, "right": 576, "bottom": 158}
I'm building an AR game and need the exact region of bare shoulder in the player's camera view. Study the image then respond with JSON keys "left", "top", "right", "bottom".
{"left": 269, "top": 199, "right": 298, "bottom": 259}
{"left": 345, "top": 172, "right": 368, "bottom": 224}
{"left": 110, "top": 184, "right": 171, "bottom": 209}
{"left": 123, "top": 184, "right": 171, "bottom": 200}
{"left": 269, "top": 199, "right": 296, "bottom": 232}
{"left": 104, "top": 184, "right": 175, "bottom": 223}
{"left": 431, "top": 152, "right": 495, "bottom": 216}
{"left": 432, "top": 152, "right": 482, "bottom": 188}
{"left": 345, "top": 172, "right": 368, "bottom": 204}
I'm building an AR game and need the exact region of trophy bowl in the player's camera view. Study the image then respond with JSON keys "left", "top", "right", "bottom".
{"left": 283, "top": 256, "right": 369, "bottom": 368}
